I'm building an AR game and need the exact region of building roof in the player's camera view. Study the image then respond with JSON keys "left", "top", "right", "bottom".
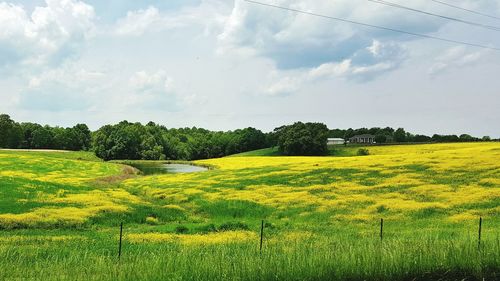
{"left": 327, "top": 138, "right": 344, "bottom": 141}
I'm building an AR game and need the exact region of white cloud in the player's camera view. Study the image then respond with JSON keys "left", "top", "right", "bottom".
{"left": 265, "top": 76, "right": 301, "bottom": 96}
{"left": 0, "top": 0, "right": 95, "bottom": 71}
{"left": 114, "top": 1, "right": 229, "bottom": 37}
{"left": 264, "top": 40, "right": 406, "bottom": 95}
{"left": 115, "top": 7, "right": 163, "bottom": 36}
{"left": 127, "top": 70, "right": 181, "bottom": 111}
{"left": 18, "top": 63, "right": 107, "bottom": 111}
{"left": 428, "top": 46, "right": 485, "bottom": 75}
{"left": 1, "top": 0, "right": 499, "bottom": 137}
{"left": 321, "top": 44, "right": 404, "bottom": 77}
{"left": 217, "top": 0, "right": 442, "bottom": 70}
{"left": 27, "top": 68, "right": 105, "bottom": 90}
{"left": 130, "top": 69, "right": 172, "bottom": 91}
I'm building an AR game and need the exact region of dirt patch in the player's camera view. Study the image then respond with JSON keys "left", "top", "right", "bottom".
{"left": 93, "top": 165, "right": 139, "bottom": 185}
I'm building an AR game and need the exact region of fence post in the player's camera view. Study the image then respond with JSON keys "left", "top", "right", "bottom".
{"left": 380, "top": 218, "right": 384, "bottom": 241}
{"left": 478, "top": 217, "right": 482, "bottom": 250}
{"left": 118, "top": 222, "right": 123, "bottom": 259}
{"left": 260, "top": 220, "right": 264, "bottom": 254}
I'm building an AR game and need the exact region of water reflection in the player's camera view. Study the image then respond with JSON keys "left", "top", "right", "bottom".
{"left": 130, "top": 163, "right": 208, "bottom": 175}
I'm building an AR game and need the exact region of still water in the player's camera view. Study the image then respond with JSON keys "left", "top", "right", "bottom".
{"left": 131, "top": 163, "right": 208, "bottom": 175}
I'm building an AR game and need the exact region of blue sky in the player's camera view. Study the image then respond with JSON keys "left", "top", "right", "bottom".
{"left": 1, "top": 0, "right": 499, "bottom": 137}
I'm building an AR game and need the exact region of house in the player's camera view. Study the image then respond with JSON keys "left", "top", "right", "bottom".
{"left": 349, "top": 134, "right": 375, "bottom": 144}
{"left": 327, "top": 138, "right": 345, "bottom": 145}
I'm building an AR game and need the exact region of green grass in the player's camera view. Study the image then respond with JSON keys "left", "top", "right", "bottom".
{"left": 0, "top": 227, "right": 498, "bottom": 281}
{"left": 0, "top": 149, "right": 104, "bottom": 161}
{"left": 230, "top": 147, "right": 282, "bottom": 157}
{"left": 229, "top": 145, "right": 374, "bottom": 157}
{"left": 0, "top": 145, "right": 499, "bottom": 280}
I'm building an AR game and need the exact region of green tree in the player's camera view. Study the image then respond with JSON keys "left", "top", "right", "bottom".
{"left": 277, "top": 122, "right": 329, "bottom": 156}
{"left": 0, "top": 114, "right": 22, "bottom": 148}
{"left": 394, "top": 128, "right": 407, "bottom": 142}
{"left": 374, "top": 134, "right": 387, "bottom": 144}
{"left": 31, "top": 126, "right": 53, "bottom": 149}
{"left": 413, "top": 134, "right": 431, "bottom": 142}
{"left": 19, "top": 122, "right": 42, "bottom": 148}
{"left": 459, "top": 134, "right": 475, "bottom": 142}
{"left": 140, "top": 135, "right": 164, "bottom": 160}
{"left": 51, "top": 127, "right": 70, "bottom": 149}
{"left": 72, "top": 124, "right": 92, "bottom": 150}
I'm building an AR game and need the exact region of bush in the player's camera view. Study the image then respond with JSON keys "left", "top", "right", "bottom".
{"left": 218, "top": 222, "right": 250, "bottom": 231}
{"left": 175, "top": 225, "right": 189, "bottom": 234}
{"left": 376, "top": 205, "right": 388, "bottom": 213}
{"left": 145, "top": 216, "right": 159, "bottom": 225}
{"left": 196, "top": 223, "right": 218, "bottom": 233}
{"left": 264, "top": 222, "right": 275, "bottom": 229}
{"left": 357, "top": 148, "right": 369, "bottom": 156}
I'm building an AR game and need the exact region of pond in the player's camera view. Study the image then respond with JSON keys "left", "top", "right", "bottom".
{"left": 130, "top": 163, "right": 209, "bottom": 175}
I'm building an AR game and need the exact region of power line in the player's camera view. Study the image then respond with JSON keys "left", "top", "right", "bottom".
{"left": 429, "top": 0, "right": 500, "bottom": 21}
{"left": 367, "top": 0, "right": 500, "bottom": 32}
{"left": 243, "top": 0, "right": 500, "bottom": 51}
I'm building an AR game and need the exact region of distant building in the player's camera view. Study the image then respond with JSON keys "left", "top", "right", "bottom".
{"left": 327, "top": 138, "right": 345, "bottom": 145}
{"left": 349, "top": 134, "right": 375, "bottom": 144}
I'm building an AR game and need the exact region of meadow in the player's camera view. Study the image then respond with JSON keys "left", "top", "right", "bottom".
{"left": 0, "top": 143, "right": 499, "bottom": 280}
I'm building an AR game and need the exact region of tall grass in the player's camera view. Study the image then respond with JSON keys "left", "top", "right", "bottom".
{"left": 0, "top": 232, "right": 498, "bottom": 280}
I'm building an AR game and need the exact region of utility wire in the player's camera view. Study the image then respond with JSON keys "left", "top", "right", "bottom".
{"left": 429, "top": 0, "right": 500, "bottom": 21}
{"left": 243, "top": 0, "right": 500, "bottom": 51}
{"left": 367, "top": 0, "right": 500, "bottom": 32}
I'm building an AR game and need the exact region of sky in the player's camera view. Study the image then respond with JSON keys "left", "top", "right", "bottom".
{"left": 1, "top": 0, "right": 499, "bottom": 137}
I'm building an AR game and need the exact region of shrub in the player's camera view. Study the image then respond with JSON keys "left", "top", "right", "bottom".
{"left": 175, "top": 225, "right": 189, "bottom": 234}
{"left": 196, "top": 223, "right": 218, "bottom": 233}
{"left": 376, "top": 205, "right": 388, "bottom": 213}
{"left": 357, "top": 148, "right": 370, "bottom": 156}
{"left": 218, "top": 222, "right": 250, "bottom": 231}
{"left": 264, "top": 222, "right": 275, "bottom": 229}
{"left": 145, "top": 216, "right": 159, "bottom": 225}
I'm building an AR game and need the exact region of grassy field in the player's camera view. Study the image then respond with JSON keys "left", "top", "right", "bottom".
{"left": 0, "top": 143, "right": 499, "bottom": 280}
{"left": 230, "top": 144, "right": 416, "bottom": 157}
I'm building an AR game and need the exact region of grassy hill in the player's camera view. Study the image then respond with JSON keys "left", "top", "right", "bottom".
{"left": 230, "top": 143, "right": 447, "bottom": 157}
{"left": 229, "top": 147, "right": 282, "bottom": 156}
{"left": 0, "top": 143, "right": 499, "bottom": 280}
{"left": 229, "top": 145, "right": 360, "bottom": 156}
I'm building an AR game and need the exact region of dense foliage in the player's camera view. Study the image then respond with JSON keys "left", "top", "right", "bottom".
{"left": 273, "top": 122, "right": 329, "bottom": 156}
{"left": 329, "top": 126, "right": 491, "bottom": 144}
{"left": 92, "top": 121, "right": 269, "bottom": 160}
{"left": 0, "top": 113, "right": 494, "bottom": 160}
{"left": 0, "top": 114, "right": 91, "bottom": 151}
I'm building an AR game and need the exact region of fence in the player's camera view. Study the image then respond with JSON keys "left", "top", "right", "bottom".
{"left": 116, "top": 217, "right": 486, "bottom": 258}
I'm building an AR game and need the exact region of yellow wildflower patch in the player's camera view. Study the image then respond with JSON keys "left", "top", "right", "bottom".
{"left": 121, "top": 142, "right": 500, "bottom": 223}
{"left": 126, "top": 231, "right": 257, "bottom": 244}
{"left": 0, "top": 235, "right": 86, "bottom": 243}
{"left": 2, "top": 143, "right": 499, "bottom": 229}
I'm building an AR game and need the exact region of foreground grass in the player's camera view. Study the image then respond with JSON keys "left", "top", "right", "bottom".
{"left": 0, "top": 229, "right": 498, "bottom": 281}
{"left": 0, "top": 143, "right": 499, "bottom": 280}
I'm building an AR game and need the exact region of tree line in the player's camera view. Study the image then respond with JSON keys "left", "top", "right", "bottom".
{"left": 0, "top": 114, "right": 494, "bottom": 159}
{"left": 329, "top": 127, "right": 492, "bottom": 144}
{"left": 0, "top": 114, "right": 270, "bottom": 160}
{"left": 0, "top": 114, "right": 91, "bottom": 151}
{"left": 92, "top": 121, "right": 269, "bottom": 160}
